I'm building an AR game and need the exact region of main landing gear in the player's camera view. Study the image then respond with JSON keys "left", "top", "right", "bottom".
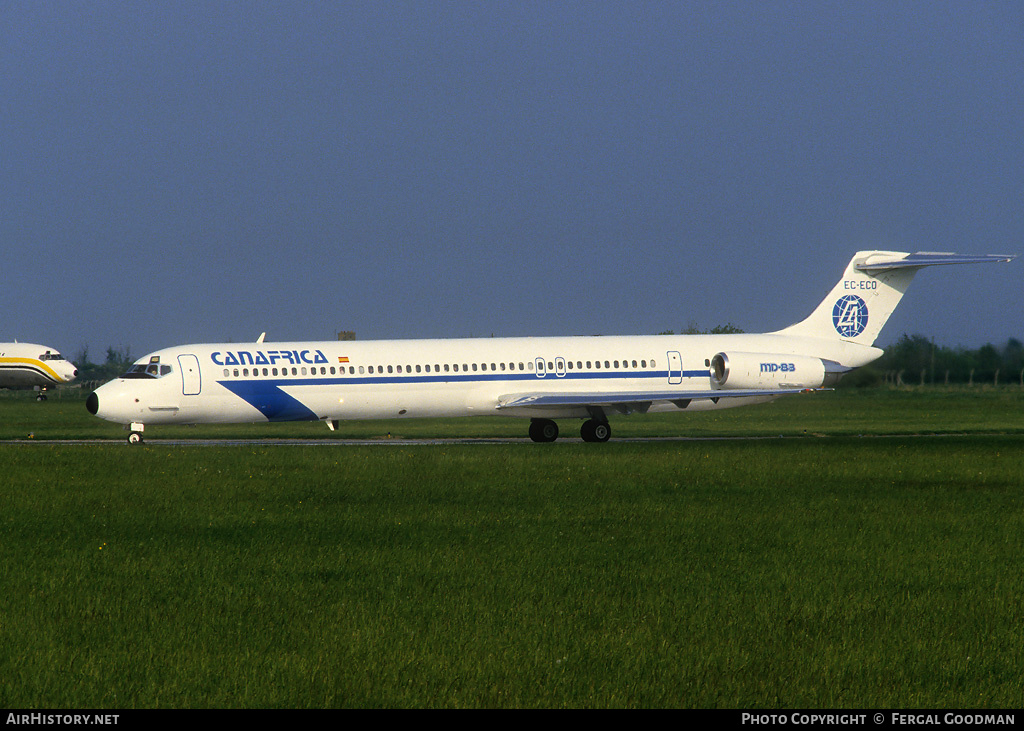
{"left": 580, "top": 419, "right": 611, "bottom": 443}
{"left": 529, "top": 418, "right": 559, "bottom": 442}
{"left": 528, "top": 418, "right": 611, "bottom": 443}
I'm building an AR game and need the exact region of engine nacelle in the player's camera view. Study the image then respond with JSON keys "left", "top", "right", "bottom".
{"left": 709, "top": 352, "right": 826, "bottom": 390}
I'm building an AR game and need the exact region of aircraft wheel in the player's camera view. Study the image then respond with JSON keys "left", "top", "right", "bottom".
{"left": 529, "top": 419, "right": 559, "bottom": 443}
{"left": 127, "top": 432, "right": 144, "bottom": 446}
{"left": 36, "top": 394, "right": 47, "bottom": 402}
{"left": 581, "top": 419, "right": 611, "bottom": 443}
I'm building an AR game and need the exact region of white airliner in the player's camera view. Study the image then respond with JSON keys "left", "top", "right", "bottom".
{"left": 0, "top": 342, "right": 78, "bottom": 398}
{"left": 87, "top": 251, "right": 1014, "bottom": 444}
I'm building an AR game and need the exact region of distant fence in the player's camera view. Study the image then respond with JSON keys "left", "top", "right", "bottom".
{"left": 884, "top": 369, "right": 1024, "bottom": 388}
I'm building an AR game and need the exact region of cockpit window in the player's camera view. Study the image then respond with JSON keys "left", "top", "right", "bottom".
{"left": 39, "top": 351, "right": 64, "bottom": 361}
{"left": 121, "top": 363, "right": 173, "bottom": 379}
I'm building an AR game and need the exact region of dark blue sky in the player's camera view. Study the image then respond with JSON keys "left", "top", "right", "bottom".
{"left": 3, "top": 1, "right": 1021, "bottom": 360}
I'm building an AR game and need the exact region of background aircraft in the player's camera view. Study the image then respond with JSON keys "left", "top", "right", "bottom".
{"left": 87, "top": 251, "right": 1014, "bottom": 444}
{"left": 0, "top": 342, "right": 78, "bottom": 399}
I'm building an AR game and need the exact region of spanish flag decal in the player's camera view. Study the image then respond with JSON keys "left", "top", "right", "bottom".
{"left": 338, "top": 357, "right": 350, "bottom": 363}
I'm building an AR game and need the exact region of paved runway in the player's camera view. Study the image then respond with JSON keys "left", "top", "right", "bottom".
{"left": 3, "top": 433, "right": 966, "bottom": 447}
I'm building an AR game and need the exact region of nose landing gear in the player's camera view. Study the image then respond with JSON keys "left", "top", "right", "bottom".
{"left": 127, "top": 422, "right": 145, "bottom": 446}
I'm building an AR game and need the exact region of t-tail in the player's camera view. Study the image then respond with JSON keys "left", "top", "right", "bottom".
{"left": 773, "top": 250, "right": 1017, "bottom": 346}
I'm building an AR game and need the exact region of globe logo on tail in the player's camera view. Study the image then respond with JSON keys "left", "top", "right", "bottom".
{"left": 832, "top": 295, "right": 869, "bottom": 338}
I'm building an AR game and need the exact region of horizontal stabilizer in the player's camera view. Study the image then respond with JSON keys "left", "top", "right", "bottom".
{"left": 855, "top": 252, "right": 1016, "bottom": 272}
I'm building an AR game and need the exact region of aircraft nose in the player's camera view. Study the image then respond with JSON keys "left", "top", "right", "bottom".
{"left": 86, "top": 391, "right": 99, "bottom": 415}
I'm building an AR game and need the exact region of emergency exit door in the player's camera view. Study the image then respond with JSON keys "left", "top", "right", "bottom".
{"left": 667, "top": 351, "right": 682, "bottom": 385}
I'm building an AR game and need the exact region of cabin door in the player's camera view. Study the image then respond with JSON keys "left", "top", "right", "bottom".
{"left": 178, "top": 354, "right": 202, "bottom": 395}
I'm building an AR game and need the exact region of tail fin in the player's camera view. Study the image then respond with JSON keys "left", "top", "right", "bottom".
{"left": 774, "top": 251, "right": 1016, "bottom": 346}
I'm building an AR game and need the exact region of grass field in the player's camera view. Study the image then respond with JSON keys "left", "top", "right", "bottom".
{"left": 5, "top": 385, "right": 1024, "bottom": 441}
{"left": 1, "top": 388, "right": 1022, "bottom": 708}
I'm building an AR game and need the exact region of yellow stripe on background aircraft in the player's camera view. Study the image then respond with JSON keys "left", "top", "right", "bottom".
{"left": 87, "top": 251, "right": 1014, "bottom": 444}
{"left": 1, "top": 342, "right": 78, "bottom": 399}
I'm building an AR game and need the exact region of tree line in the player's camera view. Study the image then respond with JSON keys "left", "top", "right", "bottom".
{"left": 846, "top": 334, "right": 1024, "bottom": 388}
{"left": 73, "top": 345, "right": 133, "bottom": 386}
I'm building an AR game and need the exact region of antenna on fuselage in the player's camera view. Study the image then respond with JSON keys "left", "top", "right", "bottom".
{"left": 256, "top": 332, "right": 266, "bottom": 343}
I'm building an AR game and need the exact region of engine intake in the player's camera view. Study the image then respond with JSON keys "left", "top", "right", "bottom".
{"left": 709, "top": 352, "right": 827, "bottom": 390}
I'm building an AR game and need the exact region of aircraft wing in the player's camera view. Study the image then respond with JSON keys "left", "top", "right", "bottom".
{"left": 496, "top": 387, "right": 827, "bottom": 413}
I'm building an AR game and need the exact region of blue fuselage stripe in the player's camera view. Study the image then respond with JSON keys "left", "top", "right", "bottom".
{"left": 218, "top": 369, "right": 709, "bottom": 388}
